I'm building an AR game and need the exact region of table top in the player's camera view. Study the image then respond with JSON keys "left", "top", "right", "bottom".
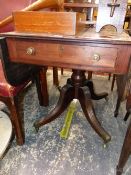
{"left": 0, "top": 27, "right": 131, "bottom": 75}
{"left": 1, "top": 27, "right": 131, "bottom": 45}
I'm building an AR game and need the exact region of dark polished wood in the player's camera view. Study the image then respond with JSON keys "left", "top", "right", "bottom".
{"left": 115, "top": 62, "right": 131, "bottom": 117}
{"left": 84, "top": 80, "right": 108, "bottom": 100}
{"left": 0, "top": 37, "right": 49, "bottom": 106}
{"left": 1, "top": 28, "right": 131, "bottom": 143}
{"left": 53, "top": 67, "right": 59, "bottom": 86}
{"left": 114, "top": 75, "right": 127, "bottom": 117}
{"left": 116, "top": 119, "right": 131, "bottom": 175}
{"left": 34, "top": 69, "right": 111, "bottom": 143}
{"left": 124, "top": 94, "right": 131, "bottom": 121}
{"left": 116, "top": 94, "right": 131, "bottom": 174}
{"left": 87, "top": 71, "right": 93, "bottom": 80}
{"left": 111, "top": 74, "right": 116, "bottom": 91}
{"left": 36, "top": 67, "right": 49, "bottom": 106}
{"left": 3, "top": 29, "right": 131, "bottom": 72}
{"left": 0, "top": 95, "right": 24, "bottom": 145}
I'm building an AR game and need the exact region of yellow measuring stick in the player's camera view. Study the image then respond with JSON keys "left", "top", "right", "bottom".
{"left": 60, "top": 99, "right": 78, "bottom": 139}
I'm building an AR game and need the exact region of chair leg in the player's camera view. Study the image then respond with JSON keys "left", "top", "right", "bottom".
{"left": 114, "top": 75, "right": 127, "bottom": 117}
{"left": 35, "top": 67, "right": 49, "bottom": 107}
{"left": 6, "top": 96, "right": 24, "bottom": 145}
{"left": 88, "top": 71, "right": 93, "bottom": 80}
{"left": 111, "top": 74, "right": 116, "bottom": 91}
{"left": 124, "top": 96, "right": 131, "bottom": 121}
{"left": 53, "top": 67, "right": 59, "bottom": 86}
{"left": 61, "top": 68, "right": 64, "bottom": 75}
{"left": 108, "top": 73, "right": 111, "bottom": 80}
{"left": 124, "top": 111, "right": 130, "bottom": 121}
{"left": 116, "top": 121, "right": 131, "bottom": 175}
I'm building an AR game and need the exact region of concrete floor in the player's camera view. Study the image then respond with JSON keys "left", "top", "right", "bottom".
{"left": 0, "top": 70, "right": 131, "bottom": 175}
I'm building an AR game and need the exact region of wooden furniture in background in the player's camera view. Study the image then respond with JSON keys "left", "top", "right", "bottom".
{"left": 64, "top": 0, "right": 98, "bottom": 25}
{"left": 101, "top": 2, "right": 131, "bottom": 114}
{"left": 113, "top": 6, "right": 131, "bottom": 115}
{"left": 116, "top": 94, "right": 131, "bottom": 175}
{"left": 124, "top": 89, "right": 131, "bottom": 121}
{"left": 126, "top": 2, "right": 131, "bottom": 35}
{"left": 117, "top": 120, "right": 131, "bottom": 175}
{"left": 96, "top": 0, "right": 127, "bottom": 33}
{"left": 115, "top": 63, "right": 131, "bottom": 117}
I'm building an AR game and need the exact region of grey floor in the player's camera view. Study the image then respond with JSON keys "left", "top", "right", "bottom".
{"left": 0, "top": 70, "right": 131, "bottom": 175}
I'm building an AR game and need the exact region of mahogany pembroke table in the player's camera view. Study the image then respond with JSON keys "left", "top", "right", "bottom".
{"left": 0, "top": 28, "right": 131, "bottom": 143}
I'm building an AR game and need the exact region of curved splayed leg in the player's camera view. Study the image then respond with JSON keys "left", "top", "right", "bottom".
{"left": 78, "top": 86, "right": 111, "bottom": 143}
{"left": 84, "top": 80, "right": 108, "bottom": 100}
{"left": 34, "top": 84, "right": 74, "bottom": 131}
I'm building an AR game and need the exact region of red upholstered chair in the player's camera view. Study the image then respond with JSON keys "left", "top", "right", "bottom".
{"left": 0, "top": 0, "right": 49, "bottom": 145}
{"left": 0, "top": 60, "right": 29, "bottom": 145}
{"left": 0, "top": 37, "right": 49, "bottom": 146}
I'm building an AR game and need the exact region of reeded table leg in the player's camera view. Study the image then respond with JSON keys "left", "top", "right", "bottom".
{"left": 114, "top": 75, "right": 127, "bottom": 117}
{"left": 36, "top": 67, "right": 49, "bottom": 107}
{"left": 34, "top": 69, "right": 110, "bottom": 143}
{"left": 114, "top": 96, "right": 122, "bottom": 117}
{"left": 53, "top": 67, "right": 59, "bottom": 86}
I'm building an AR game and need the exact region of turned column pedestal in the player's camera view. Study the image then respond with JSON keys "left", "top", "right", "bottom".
{"left": 34, "top": 69, "right": 111, "bottom": 143}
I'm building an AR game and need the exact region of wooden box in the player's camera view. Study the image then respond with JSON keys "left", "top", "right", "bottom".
{"left": 13, "top": 11, "right": 85, "bottom": 35}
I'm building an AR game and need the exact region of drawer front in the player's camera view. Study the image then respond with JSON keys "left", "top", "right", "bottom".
{"left": 60, "top": 44, "right": 117, "bottom": 68}
{"left": 7, "top": 38, "right": 118, "bottom": 71}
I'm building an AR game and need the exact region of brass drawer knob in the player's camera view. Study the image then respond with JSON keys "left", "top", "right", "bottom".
{"left": 93, "top": 53, "right": 100, "bottom": 61}
{"left": 26, "top": 47, "right": 35, "bottom": 55}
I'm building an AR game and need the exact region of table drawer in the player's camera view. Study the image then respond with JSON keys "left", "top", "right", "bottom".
{"left": 60, "top": 44, "right": 117, "bottom": 68}
{"left": 7, "top": 38, "right": 118, "bottom": 71}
